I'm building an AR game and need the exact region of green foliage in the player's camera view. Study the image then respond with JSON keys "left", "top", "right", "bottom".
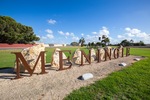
{"left": 0, "top": 16, "right": 40, "bottom": 44}
{"left": 70, "top": 42, "right": 79, "bottom": 46}
{"left": 79, "top": 37, "right": 85, "bottom": 47}
{"left": 120, "top": 39, "right": 145, "bottom": 46}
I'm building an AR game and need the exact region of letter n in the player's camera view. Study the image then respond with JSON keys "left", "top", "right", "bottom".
{"left": 80, "top": 50, "right": 91, "bottom": 66}
{"left": 104, "top": 48, "right": 111, "bottom": 61}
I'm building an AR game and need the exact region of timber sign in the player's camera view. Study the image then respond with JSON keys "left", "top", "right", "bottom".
{"left": 12, "top": 46, "right": 130, "bottom": 79}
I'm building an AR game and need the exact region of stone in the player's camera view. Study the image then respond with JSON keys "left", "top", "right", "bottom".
{"left": 118, "top": 45, "right": 124, "bottom": 57}
{"left": 112, "top": 45, "right": 124, "bottom": 58}
{"left": 14, "top": 43, "right": 46, "bottom": 73}
{"left": 81, "top": 73, "right": 93, "bottom": 80}
{"left": 72, "top": 48, "right": 86, "bottom": 64}
{"left": 90, "top": 48, "right": 96, "bottom": 62}
{"left": 119, "top": 62, "right": 127, "bottom": 66}
{"left": 105, "top": 46, "right": 112, "bottom": 56}
{"left": 51, "top": 48, "right": 67, "bottom": 69}
{"left": 134, "top": 58, "right": 140, "bottom": 61}
{"left": 98, "top": 48, "right": 105, "bottom": 60}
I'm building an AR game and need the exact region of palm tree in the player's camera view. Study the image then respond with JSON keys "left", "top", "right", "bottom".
{"left": 101, "top": 35, "right": 110, "bottom": 46}
{"left": 79, "top": 37, "right": 85, "bottom": 47}
{"left": 130, "top": 39, "right": 134, "bottom": 46}
{"left": 120, "top": 39, "right": 130, "bottom": 46}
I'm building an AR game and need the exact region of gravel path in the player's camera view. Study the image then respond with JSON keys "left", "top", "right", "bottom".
{"left": 0, "top": 55, "right": 143, "bottom": 100}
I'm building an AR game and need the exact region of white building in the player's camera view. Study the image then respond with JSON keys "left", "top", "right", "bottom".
{"left": 49, "top": 44, "right": 66, "bottom": 47}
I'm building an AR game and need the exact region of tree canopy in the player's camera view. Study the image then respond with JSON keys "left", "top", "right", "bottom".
{"left": 120, "top": 39, "right": 145, "bottom": 46}
{"left": 79, "top": 37, "right": 85, "bottom": 47}
{"left": 0, "top": 16, "right": 40, "bottom": 44}
{"left": 70, "top": 42, "right": 79, "bottom": 46}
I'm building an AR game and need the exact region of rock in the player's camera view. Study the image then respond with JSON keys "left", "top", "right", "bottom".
{"left": 118, "top": 45, "right": 124, "bottom": 57}
{"left": 134, "top": 58, "right": 140, "bottom": 61}
{"left": 90, "top": 48, "right": 96, "bottom": 62}
{"left": 112, "top": 45, "right": 124, "bottom": 58}
{"left": 98, "top": 48, "right": 105, "bottom": 60}
{"left": 14, "top": 44, "right": 46, "bottom": 73}
{"left": 119, "top": 62, "right": 127, "bottom": 66}
{"left": 81, "top": 73, "right": 93, "bottom": 80}
{"left": 51, "top": 48, "right": 67, "bottom": 69}
{"left": 105, "top": 46, "right": 112, "bottom": 57}
{"left": 72, "top": 48, "right": 86, "bottom": 64}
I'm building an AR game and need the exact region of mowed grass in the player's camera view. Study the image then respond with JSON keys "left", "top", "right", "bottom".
{"left": 0, "top": 47, "right": 150, "bottom": 99}
{"left": 0, "top": 46, "right": 88, "bottom": 68}
{"left": 64, "top": 48, "right": 150, "bottom": 100}
{"left": 0, "top": 49, "right": 22, "bottom": 68}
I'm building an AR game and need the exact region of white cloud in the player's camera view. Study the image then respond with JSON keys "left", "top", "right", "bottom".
{"left": 84, "top": 26, "right": 111, "bottom": 43}
{"left": 41, "top": 36, "right": 47, "bottom": 39}
{"left": 48, "top": 19, "right": 56, "bottom": 24}
{"left": 46, "top": 34, "right": 54, "bottom": 39}
{"left": 92, "top": 32, "right": 97, "bottom": 34}
{"left": 99, "top": 26, "right": 109, "bottom": 37}
{"left": 117, "top": 27, "right": 150, "bottom": 44}
{"left": 81, "top": 33, "right": 84, "bottom": 36}
{"left": 45, "top": 29, "right": 53, "bottom": 34}
{"left": 66, "top": 32, "right": 70, "bottom": 36}
{"left": 70, "top": 33, "right": 75, "bottom": 37}
{"left": 58, "top": 31, "right": 64, "bottom": 35}
{"left": 45, "top": 29, "right": 54, "bottom": 39}
{"left": 58, "top": 30, "right": 79, "bottom": 42}
{"left": 72, "top": 36, "right": 79, "bottom": 41}
{"left": 117, "top": 35, "right": 125, "bottom": 39}
{"left": 58, "top": 31, "right": 75, "bottom": 37}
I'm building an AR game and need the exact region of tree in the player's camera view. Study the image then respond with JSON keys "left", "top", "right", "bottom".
{"left": 103, "top": 37, "right": 110, "bottom": 46}
{"left": 130, "top": 39, "right": 134, "bottom": 46}
{"left": 88, "top": 42, "right": 91, "bottom": 47}
{"left": 139, "top": 41, "right": 145, "bottom": 46}
{"left": 96, "top": 42, "right": 101, "bottom": 47}
{"left": 91, "top": 42, "right": 95, "bottom": 47}
{"left": 79, "top": 37, "right": 85, "bottom": 47}
{"left": 70, "top": 42, "right": 79, "bottom": 46}
{"left": 100, "top": 35, "right": 110, "bottom": 47}
{"left": 120, "top": 39, "right": 130, "bottom": 46}
{"left": 0, "top": 16, "right": 40, "bottom": 44}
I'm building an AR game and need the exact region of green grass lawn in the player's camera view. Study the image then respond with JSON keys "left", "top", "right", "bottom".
{"left": 0, "top": 47, "right": 150, "bottom": 99}
{"left": 0, "top": 46, "right": 87, "bottom": 68}
{"left": 0, "top": 49, "right": 22, "bottom": 68}
{"left": 64, "top": 47, "right": 150, "bottom": 100}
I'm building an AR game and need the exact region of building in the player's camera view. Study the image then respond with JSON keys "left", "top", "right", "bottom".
{"left": 49, "top": 44, "right": 66, "bottom": 47}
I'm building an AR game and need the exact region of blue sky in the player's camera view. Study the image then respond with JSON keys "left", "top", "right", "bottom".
{"left": 1, "top": 0, "right": 150, "bottom": 44}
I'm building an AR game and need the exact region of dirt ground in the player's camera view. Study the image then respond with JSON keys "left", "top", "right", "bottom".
{"left": 0, "top": 55, "right": 143, "bottom": 100}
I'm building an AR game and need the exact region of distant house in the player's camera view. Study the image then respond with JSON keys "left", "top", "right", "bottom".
{"left": 49, "top": 44, "right": 66, "bottom": 47}
{"left": 145, "top": 44, "right": 150, "bottom": 47}
{"left": 44, "top": 44, "right": 50, "bottom": 47}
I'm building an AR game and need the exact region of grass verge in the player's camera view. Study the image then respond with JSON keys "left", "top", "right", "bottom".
{"left": 64, "top": 48, "right": 150, "bottom": 100}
